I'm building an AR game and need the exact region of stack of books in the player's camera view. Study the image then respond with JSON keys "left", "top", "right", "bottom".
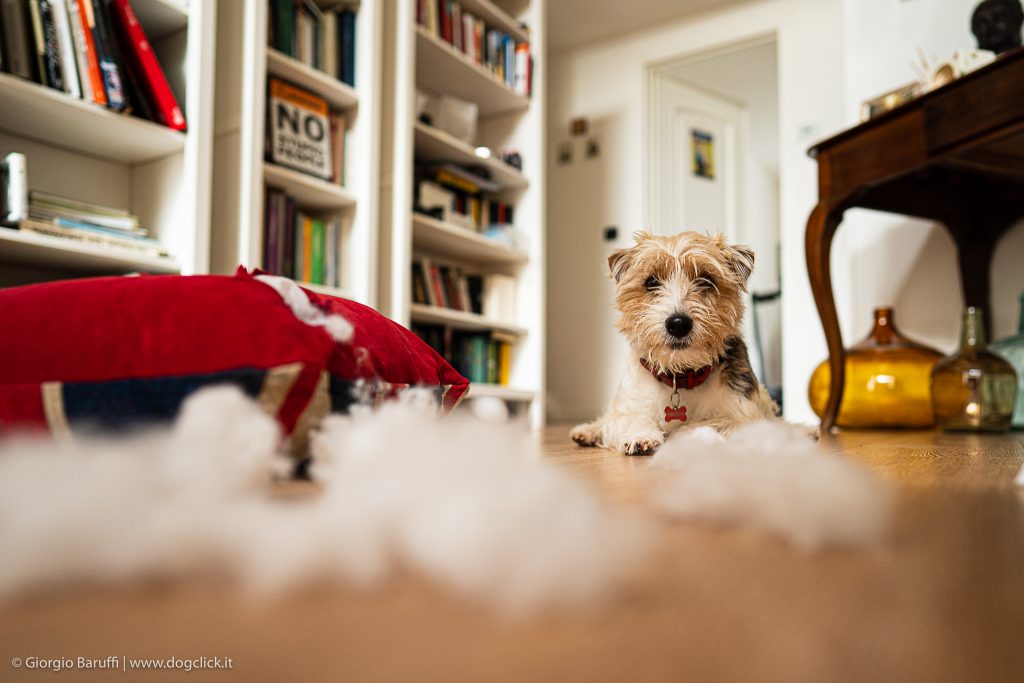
{"left": 416, "top": 0, "right": 532, "bottom": 96}
{"left": 411, "top": 259, "right": 516, "bottom": 319}
{"left": 412, "top": 257, "right": 484, "bottom": 314}
{"left": 266, "top": 77, "right": 347, "bottom": 185}
{"left": 413, "top": 324, "right": 513, "bottom": 386}
{"left": 269, "top": 0, "right": 357, "bottom": 87}
{"left": 17, "top": 189, "right": 168, "bottom": 257}
{"left": 0, "top": 0, "right": 187, "bottom": 130}
{"left": 415, "top": 163, "right": 514, "bottom": 233}
{"left": 264, "top": 187, "right": 343, "bottom": 288}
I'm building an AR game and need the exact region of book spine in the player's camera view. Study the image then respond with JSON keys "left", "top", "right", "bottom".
{"left": 85, "top": 0, "right": 125, "bottom": 110}
{"left": 429, "top": 264, "right": 447, "bottom": 307}
{"left": 338, "top": 9, "right": 355, "bottom": 87}
{"left": 272, "top": 0, "right": 294, "bottom": 56}
{"left": 282, "top": 196, "right": 295, "bottom": 279}
{"left": 65, "top": 0, "right": 94, "bottom": 102}
{"left": 51, "top": 0, "right": 81, "bottom": 98}
{"left": 74, "top": 0, "right": 106, "bottom": 105}
{"left": 323, "top": 11, "right": 338, "bottom": 78}
{"left": 1, "top": 0, "right": 38, "bottom": 80}
{"left": 310, "top": 217, "right": 325, "bottom": 285}
{"left": 498, "top": 342, "right": 511, "bottom": 386}
{"left": 514, "top": 42, "right": 530, "bottom": 96}
{"left": 109, "top": 0, "right": 186, "bottom": 130}
{"left": 264, "top": 190, "right": 280, "bottom": 272}
{"left": 301, "top": 215, "right": 313, "bottom": 282}
{"left": 28, "top": 0, "right": 59, "bottom": 89}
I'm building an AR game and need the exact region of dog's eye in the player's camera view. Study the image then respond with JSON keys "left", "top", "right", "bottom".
{"left": 644, "top": 276, "right": 660, "bottom": 291}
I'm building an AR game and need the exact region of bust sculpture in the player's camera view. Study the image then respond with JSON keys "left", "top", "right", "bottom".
{"left": 972, "top": 0, "right": 1024, "bottom": 54}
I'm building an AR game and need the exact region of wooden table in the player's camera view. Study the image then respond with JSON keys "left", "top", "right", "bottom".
{"left": 3, "top": 426, "right": 1023, "bottom": 681}
{"left": 805, "top": 48, "right": 1024, "bottom": 432}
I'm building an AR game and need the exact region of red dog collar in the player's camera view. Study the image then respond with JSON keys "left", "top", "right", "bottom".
{"left": 639, "top": 358, "right": 713, "bottom": 390}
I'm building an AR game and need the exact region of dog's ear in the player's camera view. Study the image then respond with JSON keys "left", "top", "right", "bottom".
{"left": 608, "top": 232, "right": 651, "bottom": 281}
{"left": 608, "top": 247, "right": 634, "bottom": 282}
{"left": 725, "top": 243, "right": 755, "bottom": 287}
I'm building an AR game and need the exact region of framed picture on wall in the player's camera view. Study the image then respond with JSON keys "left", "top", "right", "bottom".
{"left": 691, "top": 129, "right": 715, "bottom": 179}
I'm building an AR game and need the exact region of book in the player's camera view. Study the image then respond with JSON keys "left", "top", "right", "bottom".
{"left": 1, "top": 0, "right": 37, "bottom": 80}
{"left": 310, "top": 217, "right": 325, "bottom": 284}
{"left": 65, "top": 0, "right": 94, "bottom": 102}
{"left": 270, "top": 0, "right": 294, "bottom": 56}
{"left": 85, "top": 0, "right": 126, "bottom": 110}
{"left": 322, "top": 10, "right": 338, "bottom": 78}
{"left": 108, "top": 0, "right": 186, "bottom": 130}
{"left": 337, "top": 9, "right": 356, "bottom": 86}
{"left": 18, "top": 218, "right": 168, "bottom": 257}
{"left": 264, "top": 189, "right": 281, "bottom": 273}
{"left": 267, "top": 78, "right": 332, "bottom": 180}
{"left": 411, "top": 261, "right": 430, "bottom": 305}
{"left": 299, "top": 213, "right": 313, "bottom": 282}
{"left": 29, "top": 190, "right": 140, "bottom": 231}
{"left": 514, "top": 42, "right": 530, "bottom": 96}
{"left": 295, "top": 2, "right": 316, "bottom": 67}
{"left": 282, "top": 195, "right": 295, "bottom": 279}
{"left": 29, "top": 1, "right": 65, "bottom": 91}
{"left": 329, "top": 111, "right": 346, "bottom": 185}
{"left": 71, "top": 0, "right": 106, "bottom": 105}
{"left": 51, "top": 0, "right": 81, "bottom": 98}
{"left": 428, "top": 262, "right": 447, "bottom": 307}
{"left": 324, "top": 217, "right": 340, "bottom": 288}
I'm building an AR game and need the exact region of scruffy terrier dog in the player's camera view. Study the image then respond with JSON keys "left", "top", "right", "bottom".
{"left": 571, "top": 231, "right": 778, "bottom": 455}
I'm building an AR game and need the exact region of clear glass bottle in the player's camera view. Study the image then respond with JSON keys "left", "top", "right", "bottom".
{"left": 931, "top": 307, "right": 1018, "bottom": 432}
{"left": 808, "top": 306, "right": 943, "bottom": 428}
{"left": 991, "top": 291, "right": 1024, "bottom": 429}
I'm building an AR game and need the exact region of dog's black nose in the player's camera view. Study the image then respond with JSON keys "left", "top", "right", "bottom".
{"left": 665, "top": 314, "right": 693, "bottom": 338}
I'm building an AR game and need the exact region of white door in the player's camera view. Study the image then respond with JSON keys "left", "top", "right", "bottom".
{"left": 648, "top": 73, "right": 745, "bottom": 240}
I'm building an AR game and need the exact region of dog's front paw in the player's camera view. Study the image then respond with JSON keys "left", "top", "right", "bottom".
{"left": 570, "top": 422, "right": 601, "bottom": 447}
{"left": 620, "top": 431, "right": 664, "bottom": 456}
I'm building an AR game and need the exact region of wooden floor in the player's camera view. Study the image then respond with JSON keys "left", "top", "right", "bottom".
{"left": 3, "top": 426, "right": 1024, "bottom": 681}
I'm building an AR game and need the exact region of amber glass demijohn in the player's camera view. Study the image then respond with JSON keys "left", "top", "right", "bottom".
{"left": 808, "top": 306, "right": 943, "bottom": 428}
{"left": 989, "top": 291, "right": 1024, "bottom": 429}
{"left": 931, "top": 307, "right": 1017, "bottom": 432}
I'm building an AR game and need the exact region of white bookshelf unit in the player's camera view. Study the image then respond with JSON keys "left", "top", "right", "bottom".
{"left": 0, "top": 0, "right": 216, "bottom": 285}
{"left": 384, "top": 0, "right": 545, "bottom": 425}
{"left": 210, "top": 0, "right": 381, "bottom": 305}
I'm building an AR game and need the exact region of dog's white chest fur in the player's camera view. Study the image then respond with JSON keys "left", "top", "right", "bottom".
{"left": 621, "top": 356, "right": 763, "bottom": 432}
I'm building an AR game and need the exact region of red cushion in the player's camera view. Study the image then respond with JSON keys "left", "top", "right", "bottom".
{"left": 0, "top": 270, "right": 468, "bottom": 436}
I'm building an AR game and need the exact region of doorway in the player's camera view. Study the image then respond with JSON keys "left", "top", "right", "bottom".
{"left": 646, "top": 37, "right": 782, "bottom": 400}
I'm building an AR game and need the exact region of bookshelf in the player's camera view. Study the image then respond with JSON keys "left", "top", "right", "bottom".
{"left": 210, "top": 0, "right": 381, "bottom": 306}
{"left": 0, "top": 0, "right": 216, "bottom": 285}
{"left": 383, "top": 0, "right": 546, "bottom": 425}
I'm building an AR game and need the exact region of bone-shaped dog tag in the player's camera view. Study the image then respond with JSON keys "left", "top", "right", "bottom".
{"left": 664, "top": 387, "right": 687, "bottom": 422}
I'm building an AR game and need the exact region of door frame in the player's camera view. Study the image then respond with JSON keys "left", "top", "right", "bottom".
{"left": 648, "top": 73, "right": 747, "bottom": 240}
{"left": 644, "top": 34, "right": 776, "bottom": 238}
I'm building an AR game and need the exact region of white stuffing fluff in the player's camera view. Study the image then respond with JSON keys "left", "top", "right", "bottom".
{"left": 0, "top": 387, "right": 647, "bottom": 613}
{"left": 649, "top": 422, "right": 893, "bottom": 549}
{"left": 254, "top": 274, "right": 353, "bottom": 343}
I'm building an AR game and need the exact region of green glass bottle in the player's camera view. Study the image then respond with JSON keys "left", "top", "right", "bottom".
{"left": 991, "top": 291, "right": 1024, "bottom": 429}
{"left": 931, "top": 307, "right": 1018, "bottom": 432}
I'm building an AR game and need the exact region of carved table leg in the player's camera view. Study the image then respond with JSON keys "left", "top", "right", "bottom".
{"left": 805, "top": 202, "right": 845, "bottom": 432}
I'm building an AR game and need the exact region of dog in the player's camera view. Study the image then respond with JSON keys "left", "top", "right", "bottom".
{"left": 570, "top": 231, "right": 778, "bottom": 455}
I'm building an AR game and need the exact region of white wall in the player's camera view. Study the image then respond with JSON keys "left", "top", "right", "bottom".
{"left": 839, "top": 0, "right": 1024, "bottom": 356}
{"left": 545, "top": 0, "right": 844, "bottom": 423}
